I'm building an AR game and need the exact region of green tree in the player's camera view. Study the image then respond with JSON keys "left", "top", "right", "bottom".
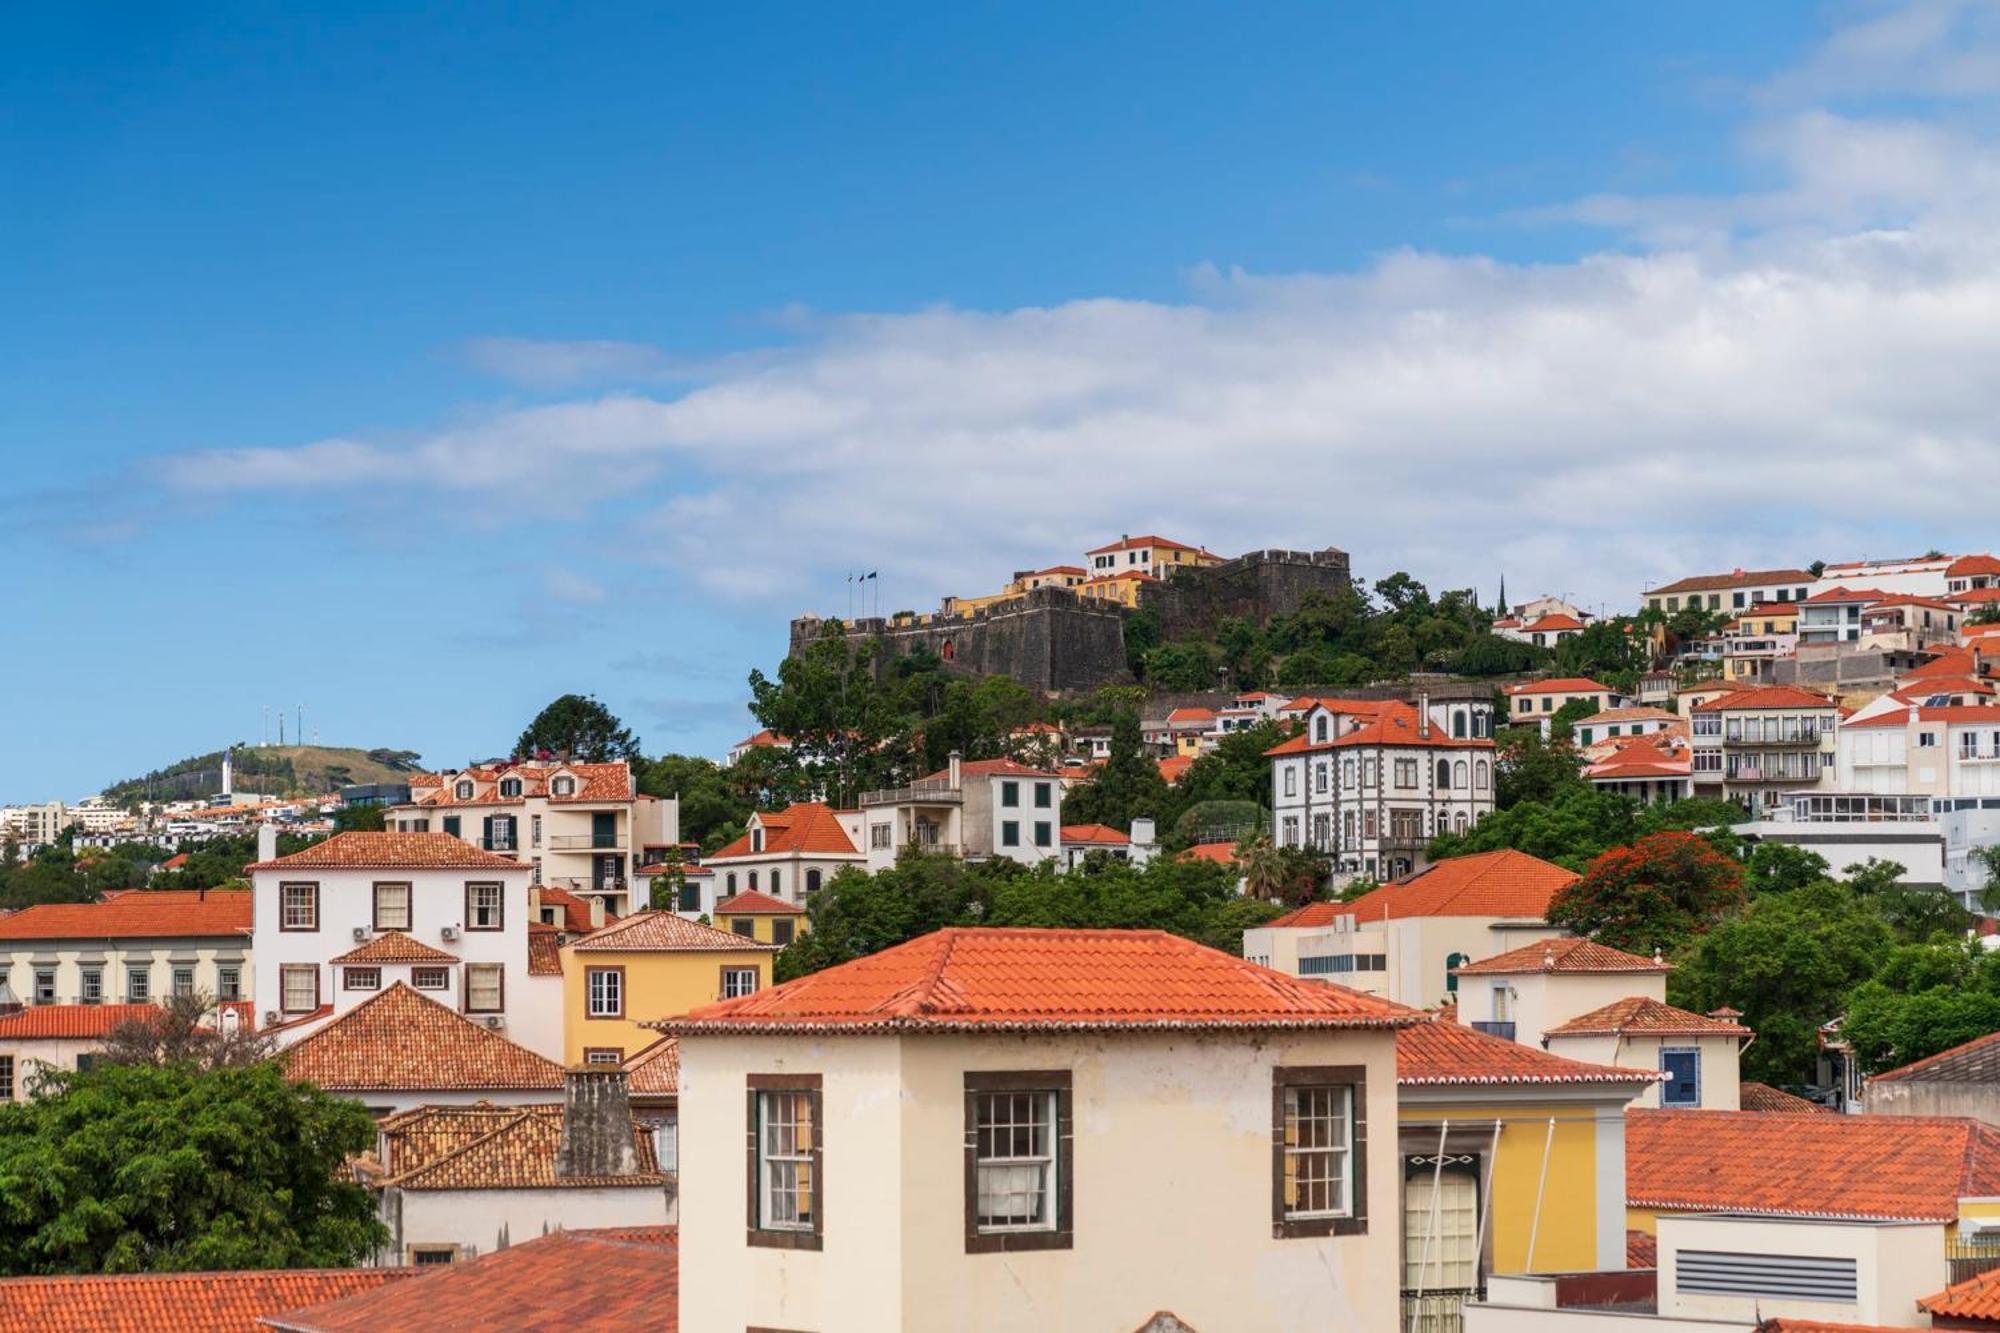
{"left": 1842, "top": 980, "right": 2000, "bottom": 1075}
{"left": 331, "top": 805, "right": 385, "bottom": 833}
{"left": 0, "top": 1062, "right": 384, "bottom": 1273}
{"left": 1058, "top": 710, "right": 1169, "bottom": 833}
{"left": 639, "top": 754, "right": 753, "bottom": 850}
{"left": 515, "top": 693, "right": 642, "bottom": 763}
{"left": 1492, "top": 730, "right": 1584, "bottom": 810}
{"left": 1548, "top": 831, "right": 1746, "bottom": 954}
{"left": 1548, "top": 696, "right": 1598, "bottom": 742}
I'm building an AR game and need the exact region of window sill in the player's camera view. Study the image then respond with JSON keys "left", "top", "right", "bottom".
{"left": 747, "top": 1227, "right": 822, "bottom": 1252}
{"left": 966, "top": 1229, "right": 1071, "bottom": 1254}
{"left": 1274, "top": 1215, "right": 1367, "bottom": 1240}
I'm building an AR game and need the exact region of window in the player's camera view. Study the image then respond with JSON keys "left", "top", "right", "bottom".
{"left": 1919, "top": 731, "right": 1939, "bottom": 748}
{"left": 1491, "top": 983, "right": 1511, "bottom": 1022}
{"left": 584, "top": 1047, "right": 623, "bottom": 1066}
{"left": 32, "top": 970, "right": 54, "bottom": 1004}
{"left": 773, "top": 918, "right": 795, "bottom": 946}
{"left": 1315, "top": 716, "right": 1330, "bottom": 743}
{"left": 0, "top": 1056, "right": 11, "bottom": 1100}
{"left": 1001, "top": 781, "right": 1020, "bottom": 807}
{"left": 654, "top": 1111, "right": 679, "bottom": 1173}
{"left": 531, "top": 857, "right": 542, "bottom": 885}
{"left": 552, "top": 776, "right": 576, "bottom": 796}
{"left": 748, "top": 871, "right": 759, "bottom": 891}
{"left": 409, "top": 1246, "right": 460, "bottom": 1266}
{"left": 1283, "top": 766, "right": 1297, "bottom": 798}
{"left": 1661, "top": 1048, "right": 1701, "bottom": 1107}
{"left": 216, "top": 966, "right": 241, "bottom": 1001}
{"left": 770, "top": 870, "right": 782, "bottom": 896}
{"left": 678, "top": 879, "right": 701, "bottom": 912}
{"left": 1033, "top": 783, "right": 1052, "bottom": 809}
{"left": 531, "top": 814, "right": 542, "bottom": 848}
{"left": 805, "top": 869, "right": 822, "bottom": 895}
{"left": 751, "top": 827, "right": 765, "bottom": 852}
{"left": 1404, "top": 1161, "right": 1480, "bottom": 1291}
{"left": 1453, "top": 761, "right": 1468, "bottom": 789}
{"left": 280, "top": 965, "right": 319, "bottom": 1014}
{"left": 1033, "top": 822, "right": 1053, "bottom": 848}
{"left": 1273, "top": 1068, "right": 1365, "bottom": 1237}
{"left": 280, "top": 882, "right": 319, "bottom": 931}
{"left": 465, "top": 963, "right": 503, "bottom": 1013}
{"left": 1316, "top": 763, "right": 1330, "bottom": 794}
{"left": 587, "top": 967, "right": 625, "bottom": 1018}
{"left": 1394, "top": 759, "right": 1417, "bottom": 788}
{"left": 171, "top": 966, "right": 194, "bottom": 998}
{"left": 343, "top": 967, "right": 382, "bottom": 991}
{"left": 1281, "top": 816, "right": 1300, "bottom": 847}
{"left": 721, "top": 966, "right": 759, "bottom": 998}
{"left": 126, "top": 968, "right": 150, "bottom": 1002}
{"left": 870, "top": 824, "right": 892, "bottom": 850}
{"left": 1001, "top": 821, "right": 1021, "bottom": 847}
{"left": 373, "top": 882, "right": 411, "bottom": 931}
{"left": 465, "top": 882, "right": 504, "bottom": 930}
{"left": 749, "top": 1075, "right": 822, "bottom": 1247}
{"left": 1475, "top": 761, "right": 1490, "bottom": 791}
{"left": 412, "top": 966, "right": 449, "bottom": 991}
{"left": 80, "top": 968, "right": 103, "bottom": 1004}
{"left": 966, "top": 1071, "right": 1072, "bottom": 1252}
{"left": 1436, "top": 759, "right": 1451, "bottom": 788}
{"left": 726, "top": 872, "right": 738, "bottom": 893}
{"left": 455, "top": 780, "right": 474, "bottom": 800}
{"left": 500, "top": 777, "right": 522, "bottom": 798}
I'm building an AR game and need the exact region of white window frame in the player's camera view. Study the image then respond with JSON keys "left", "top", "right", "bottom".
{"left": 587, "top": 967, "right": 624, "bottom": 1018}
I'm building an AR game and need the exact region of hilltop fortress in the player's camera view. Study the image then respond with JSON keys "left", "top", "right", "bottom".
{"left": 789, "top": 545, "right": 1353, "bottom": 694}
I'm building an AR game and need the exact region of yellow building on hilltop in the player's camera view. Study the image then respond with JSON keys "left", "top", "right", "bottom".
{"left": 560, "top": 910, "right": 778, "bottom": 1065}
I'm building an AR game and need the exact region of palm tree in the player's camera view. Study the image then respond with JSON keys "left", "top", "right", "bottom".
{"left": 1237, "top": 833, "right": 1288, "bottom": 903}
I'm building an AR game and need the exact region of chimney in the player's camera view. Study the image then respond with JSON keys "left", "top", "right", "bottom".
{"left": 1417, "top": 693, "right": 1431, "bottom": 739}
{"left": 1130, "top": 817, "right": 1156, "bottom": 850}
{"left": 590, "top": 895, "right": 606, "bottom": 930}
{"left": 557, "top": 1068, "right": 640, "bottom": 1180}
{"left": 256, "top": 821, "right": 278, "bottom": 865}
{"left": 948, "top": 750, "right": 963, "bottom": 789}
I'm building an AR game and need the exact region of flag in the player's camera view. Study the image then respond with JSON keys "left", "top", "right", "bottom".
{"left": 865, "top": 570, "right": 878, "bottom": 580}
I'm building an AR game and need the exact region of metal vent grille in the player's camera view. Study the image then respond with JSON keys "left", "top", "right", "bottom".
{"left": 1676, "top": 1250, "right": 1858, "bottom": 1303}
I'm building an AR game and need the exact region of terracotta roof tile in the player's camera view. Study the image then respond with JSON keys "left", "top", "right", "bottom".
{"left": 0, "top": 1003, "right": 166, "bottom": 1040}
{"left": 567, "top": 909, "right": 779, "bottom": 953}
{"left": 1521, "top": 613, "right": 1586, "bottom": 631}
{"left": 1803, "top": 584, "right": 1894, "bottom": 604}
{"left": 1950, "top": 555, "right": 2000, "bottom": 577}
{"left": 1397, "top": 1017, "right": 1659, "bottom": 1087}
{"left": 383, "top": 1105, "right": 664, "bottom": 1191}
{"left": 250, "top": 832, "right": 526, "bottom": 872}
{"left": 1645, "top": 568, "right": 1814, "bottom": 596}
{"left": 1922, "top": 1263, "right": 2000, "bottom": 1320}
{"left": 0, "top": 1269, "right": 414, "bottom": 1333}
{"left": 709, "top": 802, "right": 860, "bottom": 860}
{"left": 280, "top": 984, "right": 564, "bottom": 1093}
{"left": 1165, "top": 707, "right": 1216, "bottom": 724}
{"left": 713, "top": 890, "right": 804, "bottom": 915}
{"left": 1504, "top": 676, "right": 1615, "bottom": 696}
{"left": 378, "top": 1103, "right": 522, "bottom": 1175}
{"left": 1454, "top": 937, "right": 1668, "bottom": 977}
{"left": 264, "top": 1228, "right": 677, "bottom": 1332}
{"left": 1545, "top": 997, "right": 1747, "bottom": 1038}
{"left": 0, "top": 891, "right": 250, "bottom": 942}
{"left": 1628, "top": 1108, "right": 2000, "bottom": 1221}
{"left": 1060, "top": 823, "right": 1130, "bottom": 846}
{"left": 657, "top": 927, "right": 1420, "bottom": 1035}
{"left": 536, "top": 884, "right": 597, "bottom": 933}
{"left": 1157, "top": 755, "right": 1195, "bottom": 784}
{"left": 1085, "top": 534, "right": 1202, "bottom": 555}
{"left": 527, "top": 923, "right": 563, "bottom": 976}
{"left": 1626, "top": 1229, "right": 1656, "bottom": 1269}
{"left": 1690, "top": 685, "right": 1838, "bottom": 712}
{"left": 1180, "top": 841, "right": 1240, "bottom": 866}
{"left": 624, "top": 1035, "right": 679, "bottom": 1095}
{"left": 329, "top": 931, "right": 458, "bottom": 965}
{"left": 1739, "top": 1081, "right": 1833, "bottom": 1113}
{"left": 1265, "top": 701, "right": 1495, "bottom": 755}
{"left": 917, "top": 758, "right": 1065, "bottom": 783}
{"left": 1313, "top": 851, "right": 1576, "bottom": 927}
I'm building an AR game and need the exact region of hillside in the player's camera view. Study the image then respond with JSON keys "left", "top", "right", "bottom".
{"left": 99, "top": 745, "right": 425, "bottom": 807}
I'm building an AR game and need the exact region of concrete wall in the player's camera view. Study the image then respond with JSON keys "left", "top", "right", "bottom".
{"left": 385, "top": 1183, "right": 672, "bottom": 1264}
{"left": 678, "top": 1027, "right": 1400, "bottom": 1333}
{"left": 1543, "top": 1033, "right": 1739, "bottom": 1111}
{"left": 1866, "top": 1078, "right": 2000, "bottom": 1125}
{"left": 1659, "top": 1213, "right": 1943, "bottom": 1328}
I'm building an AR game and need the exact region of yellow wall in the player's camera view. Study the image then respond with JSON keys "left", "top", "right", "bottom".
{"left": 714, "top": 910, "right": 806, "bottom": 946}
{"left": 1402, "top": 1105, "right": 1604, "bottom": 1275}
{"left": 561, "top": 946, "right": 775, "bottom": 1063}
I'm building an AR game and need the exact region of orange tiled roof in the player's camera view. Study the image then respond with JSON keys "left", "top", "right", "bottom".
{"left": 0, "top": 891, "right": 250, "bottom": 942}
{"left": 527, "top": 923, "right": 563, "bottom": 976}
{"left": 624, "top": 1035, "right": 679, "bottom": 1095}
{"left": 1165, "top": 707, "right": 1216, "bottom": 724}
{"left": 708, "top": 802, "right": 861, "bottom": 860}
{"left": 714, "top": 889, "right": 803, "bottom": 916}
{"left": 1060, "top": 823, "right": 1130, "bottom": 846}
{"left": 918, "top": 758, "right": 1065, "bottom": 783}
{"left": 1265, "top": 701, "right": 1495, "bottom": 755}
{"left": 1922, "top": 1263, "right": 2000, "bottom": 1320}
{"left": 383, "top": 1104, "right": 665, "bottom": 1191}
{"left": 657, "top": 927, "right": 1419, "bottom": 1035}
{"left": 1627, "top": 1108, "right": 2000, "bottom": 1221}
{"left": 536, "top": 884, "right": 597, "bottom": 933}
{"left": 566, "top": 909, "right": 779, "bottom": 953}
{"left": 280, "top": 984, "right": 564, "bottom": 1093}
{"left": 0, "top": 1269, "right": 414, "bottom": 1333}
{"left": 1545, "top": 996, "right": 1747, "bottom": 1038}
{"left": 1521, "top": 613, "right": 1585, "bottom": 632}
{"left": 0, "top": 1003, "right": 164, "bottom": 1040}
{"left": 1454, "top": 936, "right": 1667, "bottom": 977}
{"left": 1646, "top": 568, "right": 1814, "bottom": 596}
{"left": 1396, "top": 1017, "right": 1659, "bottom": 1088}
{"left": 249, "top": 832, "right": 526, "bottom": 872}
{"left": 1626, "top": 1229, "right": 1656, "bottom": 1269}
{"left": 1803, "top": 584, "right": 1893, "bottom": 604}
{"left": 408, "top": 761, "right": 635, "bottom": 808}
{"left": 1085, "top": 534, "right": 1203, "bottom": 555}
{"left": 1504, "top": 676, "right": 1613, "bottom": 696}
{"left": 1740, "top": 1081, "right": 1833, "bottom": 1113}
{"left": 1327, "top": 851, "right": 1577, "bottom": 926}
{"left": 378, "top": 1102, "right": 521, "bottom": 1174}
{"left": 1690, "top": 685, "right": 1838, "bottom": 712}
{"left": 263, "top": 1228, "right": 677, "bottom": 1332}
{"left": 1847, "top": 703, "right": 2000, "bottom": 729}
{"left": 329, "top": 931, "right": 458, "bottom": 965}
{"left": 1950, "top": 554, "right": 2000, "bottom": 577}
{"left": 1180, "top": 841, "right": 1240, "bottom": 866}
{"left": 1157, "top": 755, "right": 1195, "bottom": 784}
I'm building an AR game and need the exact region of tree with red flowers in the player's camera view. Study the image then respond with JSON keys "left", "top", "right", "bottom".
{"left": 1547, "top": 831, "right": 1745, "bottom": 955}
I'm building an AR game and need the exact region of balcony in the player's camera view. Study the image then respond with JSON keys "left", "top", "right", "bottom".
{"left": 553, "top": 875, "right": 628, "bottom": 896}
{"left": 1470, "top": 1021, "right": 1516, "bottom": 1041}
{"left": 548, "top": 832, "right": 624, "bottom": 851}
{"left": 1379, "top": 834, "right": 1428, "bottom": 853}
{"left": 1725, "top": 728, "right": 1822, "bottom": 747}
{"left": 479, "top": 836, "right": 518, "bottom": 852}
{"left": 860, "top": 780, "right": 962, "bottom": 807}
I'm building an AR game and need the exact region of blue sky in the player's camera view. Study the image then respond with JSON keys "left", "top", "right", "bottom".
{"left": 6, "top": 2, "right": 1999, "bottom": 800}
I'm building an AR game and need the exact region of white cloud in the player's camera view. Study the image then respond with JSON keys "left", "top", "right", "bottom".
{"left": 462, "top": 337, "right": 677, "bottom": 389}
{"left": 541, "top": 568, "right": 608, "bottom": 606}
{"left": 141, "top": 3, "right": 2000, "bottom": 620}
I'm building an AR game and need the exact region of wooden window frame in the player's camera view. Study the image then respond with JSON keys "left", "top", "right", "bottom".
{"left": 343, "top": 966, "right": 382, "bottom": 992}
{"left": 583, "top": 1046, "right": 624, "bottom": 1066}
{"left": 372, "top": 881, "right": 412, "bottom": 932}
{"left": 279, "top": 964, "right": 321, "bottom": 1015}
{"left": 279, "top": 881, "right": 320, "bottom": 932}
{"left": 746, "top": 1073, "right": 824, "bottom": 1251}
{"left": 1271, "top": 1064, "right": 1368, "bottom": 1239}
{"left": 411, "top": 966, "right": 450, "bottom": 991}
{"left": 585, "top": 965, "right": 626, "bottom": 1019}
{"left": 463, "top": 962, "right": 505, "bottom": 1014}
{"left": 964, "top": 1070, "right": 1073, "bottom": 1254}
{"left": 464, "top": 881, "right": 504, "bottom": 931}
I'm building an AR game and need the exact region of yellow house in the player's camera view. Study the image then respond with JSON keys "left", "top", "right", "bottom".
{"left": 1396, "top": 1014, "right": 1652, "bottom": 1324}
{"left": 713, "top": 889, "right": 808, "bottom": 947}
{"left": 1077, "top": 570, "right": 1157, "bottom": 608}
{"left": 561, "top": 909, "right": 779, "bottom": 1065}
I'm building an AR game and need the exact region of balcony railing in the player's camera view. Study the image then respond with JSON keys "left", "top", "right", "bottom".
{"left": 860, "top": 780, "right": 963, "bottom": 806}
{"left": 1725, "top": 727, "right": 1822, "bottom": 746}
{"left": 480, "top": 836, "right": 518, "bottom": 851}
{"left": 548, "top": 833, "right": 624, "bottom": 851}
{"left": 1401, "top": 1287, "right": 1484, "bottom": 1333}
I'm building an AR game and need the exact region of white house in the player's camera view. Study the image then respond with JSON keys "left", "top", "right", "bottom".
{"left": 0, "top": 889, "right": 251, "bottom": 1009}
{"left": 699, "top": 802, "right": 867, "bottom": 908}
{"left": 1641, "top": 567, "right": 1816, "bottom": 616}
{"left": 857, "top": 755, "right": 1065, "bottom": 870}
{"left": 249, "top": 830, "right": 564, "bottom": 1062}
{"left": 1502, "top": 678, "right": 1624, "bottom": 736}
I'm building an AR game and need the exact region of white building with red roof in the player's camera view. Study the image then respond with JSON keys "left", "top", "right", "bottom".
{"left": 1267, "top": 700, "right": 1497, "bottom": 882}
{"left": 387, "top": 759, "right": 676, "bottom": 918}
{"left": 1242, "top": 850, "right": 1574, "bottom": 1008}
{"left": 1502, "top": 677, "right": 1626, "bottom": 737}
{"left": 1082, "top": 533, "right": 1222, "bottom": 580}
{"left": 1687, "top": 684, "right": 1840, "bottom": 815}
{"left": 857, "top": 753, "right": 1068, "bottom": 870}
{"left": 697, "top": 802, "right": 866, "bottom": 912}
{"left": 249, "top": 831, "right": 564, "bottom": 1062}
{"left": 1641, "top": 567, "right": 1816, "bottom": 617}
{"left": 661, "top": 926, "right": 1418, "bottom": 1332}
{"left": 0, "top": 888, "right": 251, "bottom": 1012}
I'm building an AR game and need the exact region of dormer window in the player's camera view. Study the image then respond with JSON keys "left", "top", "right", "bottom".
{"left": 455, "top": 780, "right": 474, "bottom": 800}
{"left": 752, "top": 827, "right": 764, "bottom": 852}
{"left": 500, "top": 778, "right": 522, "bottom": 798}
{"left": 552, "top": 776, "right": 576, "bottom": 797}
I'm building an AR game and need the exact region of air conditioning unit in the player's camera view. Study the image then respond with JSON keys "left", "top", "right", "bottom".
{"left": 480, "top": 1015, "right": 505, "bottom": 1030}
{"left": 441, "top": 925, "right": 459, "bottom": 941}
{"left": 263, "top": 1010, "right": 280, "bottom": 1026}
{"left": 351, "top": 926, "right": 368, "bottom": 942}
